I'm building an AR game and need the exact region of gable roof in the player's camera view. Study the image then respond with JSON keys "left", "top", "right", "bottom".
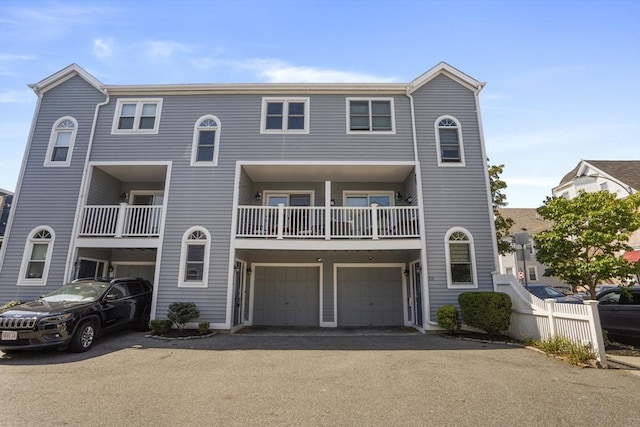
{"left": 499, "top": 208, "right": 552, "bottom": 235}
{"left": 29, "top": 63, "right": 105, "bottom": 95}
{"left": 408, "top": 61, "right": 485, "bottom": 94}
{"left": 559, "top": 160, "right": 640, "bottom": 191}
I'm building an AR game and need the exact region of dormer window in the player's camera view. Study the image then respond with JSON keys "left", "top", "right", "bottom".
{"left": 112, "top": 99, "right": 162, "bottom": 134}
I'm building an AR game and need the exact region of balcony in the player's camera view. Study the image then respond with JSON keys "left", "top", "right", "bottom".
{"left": 79, "top": 204, "right": 163, "bottom": 237}
{"left": 236, "top": 205, "right": 419, "bottom": 240}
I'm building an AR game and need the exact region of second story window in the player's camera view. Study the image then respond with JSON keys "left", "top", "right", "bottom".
{"left": 191, "top": 115, "right": 221, "bottom": 166}
{"left": 347, "top": 98, "right": 395, "bottom": 133}
{"left": 260, "top": 97, "right": 309, "bottom": 134}
{"left": 45, "top": 117, "right": 77, "bottom": 167}
{"left": 435, "top": 116, "right": 465, "bottom": 166}
{"left": 112, "top": 99, "right": 162, "bottom": 134}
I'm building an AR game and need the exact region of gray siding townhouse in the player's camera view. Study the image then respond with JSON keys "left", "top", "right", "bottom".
{"left": 0, "top": 62, "right": 499, "bottom": 331}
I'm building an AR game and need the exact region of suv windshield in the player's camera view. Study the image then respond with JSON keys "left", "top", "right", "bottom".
{"left": 42, "top": 281, "right": 110, "bottom": 303}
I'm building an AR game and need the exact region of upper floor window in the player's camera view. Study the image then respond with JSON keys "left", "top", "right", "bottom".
{"left": 178, "top": 227, "right": 211, "bottom": 288}
{"left": 445, "top": 227, "right": 477, "bottom": 288}
{"left": 435, "top": 116, "right": 465, "bottom": 166}
{"left": 18, "top": 226, "right": 55, "bottom": 286}
{"left": 191, "top": 115, "right": 221, "bottom": 166}
{"left": 44, "top": 117, "right": 77, "bottom": 167}
{"left": 347, "top": 98, "right": 395, "bottom": 133}
{"left": 260, "top": 97, "right": 309, "bottom": 134}
{"left": 111, "top": 99, "right": 163, "bottom": 134}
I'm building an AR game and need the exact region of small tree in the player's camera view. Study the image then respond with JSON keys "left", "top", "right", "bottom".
{"left": 489, "top": 164, "right": 515, "bottom": 255}
{"left": 535, "top": 191, "right": 640, "bottom": 299}
{"left": 167, "top": 302, "right": 200, "bottom": 331}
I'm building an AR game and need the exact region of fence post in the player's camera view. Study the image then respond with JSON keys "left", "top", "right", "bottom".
{"left": 545, "top": 299, "right": 557, "bottom": 339}
{"left": 583, "top": 300, "right": 607, "bottom": 367}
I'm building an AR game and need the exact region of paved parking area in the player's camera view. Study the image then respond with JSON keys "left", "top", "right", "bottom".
{"left": 1, "top": 330, "right": 639, "bottom": 426}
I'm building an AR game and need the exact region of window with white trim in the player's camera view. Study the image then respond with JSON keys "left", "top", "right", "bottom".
{"left": 260, "top": 97, "right": 309, "bottom": 133}
{"left": 111, "top": 99, "right": 162, "bottom": 134}
{"left": 347, "top": 98, "right": 395, "bottom": 133}
{"left": 18, "top": 227, "right": 55, "bottom": 286}
{"left": 527, "top": 266, "right": 538, "bottom": 281}
{"left": 44, "top": 117, "right": 77, "bottom": 166}
{"left": 178, "top": 227, "right": 210, "bottom": 288}
{"left": 435, "top": 115, "right": 465, "bottom": 166}
{"left": 445, "top": 227, "right": 477, "bottom": 288}
{"left": 191, "top": 115, "right": 221, "bottom": 165}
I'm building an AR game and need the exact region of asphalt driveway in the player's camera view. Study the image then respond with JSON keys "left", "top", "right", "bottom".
{"left": 1, "top": 330, "right": 638, "bottom": 426}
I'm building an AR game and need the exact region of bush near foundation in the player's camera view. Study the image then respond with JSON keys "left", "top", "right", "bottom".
{"left": 436, "top": 305, "right": 460, "bottom": 331}
{"left": 458, "top": 292, "right": 511, "bottom": 334}
{"left": 167, "top": 302, "right": 200, "bottom": 331}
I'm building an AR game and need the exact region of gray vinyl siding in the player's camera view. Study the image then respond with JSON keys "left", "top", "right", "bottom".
{"left": 412, "top": 74, "right": 495, "bottom": 320}
{"left": 87, "top": 168, "right": 121, "bottom": 205}
{"left": 0, "top": 76, "right": 106, "bottom": 302}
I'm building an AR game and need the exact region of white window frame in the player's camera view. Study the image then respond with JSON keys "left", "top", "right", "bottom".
{"left": 342, "top": 190, "right": 395, "bottom": 207}
{"left": 44, "top": 116, "right": 78, "bottom": 167}
{"left": 111, "top": 98, "right": 163, "bottom": 134}
{"left": 527, "top": 266, "right": 538, "bottom": 281}
{"left": 177, "top": 226, "right": 211, "bottom": 288}
{"left": 18, "top": 226, "right": 55, "bottom": 286}
{"left": 260, "top": 97, "right": 310, "bottom": 134}
{"left": 444, "top": 227, "right": 478, "bottom": 289}
{"left": 190, "top": 115, "right": 221, "bottom": 166}
{"left": 435, "top": 115, "right": 465, "bottom": 167}
{"left": 346, "top": 97, "right": 396, "bottom": 134}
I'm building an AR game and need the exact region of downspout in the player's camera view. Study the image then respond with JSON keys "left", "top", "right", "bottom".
{"left": 64, "top": 90, "right": 110, "bottom": 282}
{"left": 473, "top": 82, "right": 501, "bottom": 290}
{"left": 405, "top": 89, "right": 438, "bottom": 327}
{"left": 0, "top": 91, "right": 43, "bottom": 278}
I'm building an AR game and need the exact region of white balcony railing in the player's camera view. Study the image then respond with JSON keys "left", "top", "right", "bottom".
{"left": 236, "top": 205, "right": 419, "bottom": 240}
{"left": 79, "top": 204, "right": 162, "bottom": 237}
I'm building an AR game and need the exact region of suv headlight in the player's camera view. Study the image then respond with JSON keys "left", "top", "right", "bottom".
{"left": 39, "top": 313, "right": 73, "bottom": 325}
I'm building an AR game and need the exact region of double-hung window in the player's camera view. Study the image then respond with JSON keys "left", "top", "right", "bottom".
{"left": 178, "top": 227, "right": 211, "bottom": 288}
{"left": 18, "top": 227, "right": 55, "bottom": 286}
{"left": 445, "top": 227, "right": 477, "bottom": 288}
{"left": 260, "top": 97, "right": 309, "bottom": 134}
{"left": 112, "top": 99, "right": 162, "bottom": 134}
{"left": 435, "top": 115, "right": 465, "bottom": 166}
{"left": 191, "top": 115, "right": 221, "bottom": 165}
{"left": 45, "top": 117, "right": 77, "bottom": 167}
{"left": 347, "top": 98, "right": 395, "bottom": 133}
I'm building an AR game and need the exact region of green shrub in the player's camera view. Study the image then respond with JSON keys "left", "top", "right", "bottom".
{"left": 458, "top": 292, "right": 512, "bottom": 334}
{"left": 167, "top": 302, "right": 200, "bottom": 330}
{"left": 149, "top": 319, "right": 172, "bottom": 336}
{"left": 1, "top": 300, "right": 22, "bottom": 313}
{"left": 436, "top": 305, "right": 460, "bottom": 331}
{"left": 198, "top": 321, "right": 210, "bottom": 335}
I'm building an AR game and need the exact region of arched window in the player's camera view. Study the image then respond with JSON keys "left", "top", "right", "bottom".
{"left": 45, "top": 117, "right": 78, "bottom": 166}
{"left": 18, "top": 226, "right": 55, "bottom": 286}
{"left": 435, "top": 116, "right": 465, "bottom": 166}
{"left": 444, "top": 227, "right": 477, "bottom": 288}
{"left": 191, "top": 115, "right": 221, "bottom": 166}
{"left": 178, "top": 227, "right": 211, "bottom": 287}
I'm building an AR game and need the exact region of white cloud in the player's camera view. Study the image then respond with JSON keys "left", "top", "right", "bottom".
{"left": 143, "top": 41, "right": 195, "bottom": 61}
{"left": 192, "top": 58, "right": 396, "bottom": 83}
{"left": 0, "top": 89, "right": 34, "bottom": 103}
{"left": 93, "top": 38, "right": 114, "bottom": 60}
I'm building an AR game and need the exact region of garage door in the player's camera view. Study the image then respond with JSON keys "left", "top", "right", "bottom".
{"left": 337, "top": 267, "right": 404, "bottom": 326}
{"left": 253, "top": 266, "right": 320, "bottom": 326}
{"left": 115, "top": 264, "right": 155, "bottom": 284}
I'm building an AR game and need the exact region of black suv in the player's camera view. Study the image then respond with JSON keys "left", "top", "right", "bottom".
{"left": 0, "top": 277, "right": 153, "bottom": 353}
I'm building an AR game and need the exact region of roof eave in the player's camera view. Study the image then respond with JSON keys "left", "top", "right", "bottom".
{"left": 30, "top": 64, "right": 106, "bottom": 96}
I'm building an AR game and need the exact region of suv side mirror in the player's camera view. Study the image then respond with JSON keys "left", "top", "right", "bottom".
{"left": 104, "top": 294, "right": 118, "bottom": 301}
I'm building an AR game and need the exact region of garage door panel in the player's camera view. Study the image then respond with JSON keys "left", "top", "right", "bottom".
{"left": 338, "top": 267, "right": 403, "bottom": 327}
{"left": 253, "top": 266, "right": 319, "bottom": 326}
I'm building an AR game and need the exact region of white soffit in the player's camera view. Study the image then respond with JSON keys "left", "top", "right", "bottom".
{"left": 242, "top": 164, "right": 414, "bottom": 182}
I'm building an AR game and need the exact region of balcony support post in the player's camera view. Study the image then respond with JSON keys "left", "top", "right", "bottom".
{"left": 325, "top": 181, "right": 331, "bottom": 240}
{"left": 277, "top": 203, "right": 285, "bottom": 240}
{"left": 115, "top": 202, "right": 127, "bottom": 238}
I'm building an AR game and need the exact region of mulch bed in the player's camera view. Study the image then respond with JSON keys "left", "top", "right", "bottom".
{"left": 147, "top": 329, "right": 215, "bottom": 340}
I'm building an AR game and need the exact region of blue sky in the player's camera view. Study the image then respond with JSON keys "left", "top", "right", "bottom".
{"left": 1, "top": 0, "right": 639, "bottom": 207}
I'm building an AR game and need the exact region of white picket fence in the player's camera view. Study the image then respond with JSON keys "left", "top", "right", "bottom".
{"left": 492, "top": 274, "right": 607, "bottom": 366}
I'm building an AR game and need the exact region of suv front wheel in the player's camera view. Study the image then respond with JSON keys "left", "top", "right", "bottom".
{"left": 70, "top": 321, "right": 96, "bottom": 353}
